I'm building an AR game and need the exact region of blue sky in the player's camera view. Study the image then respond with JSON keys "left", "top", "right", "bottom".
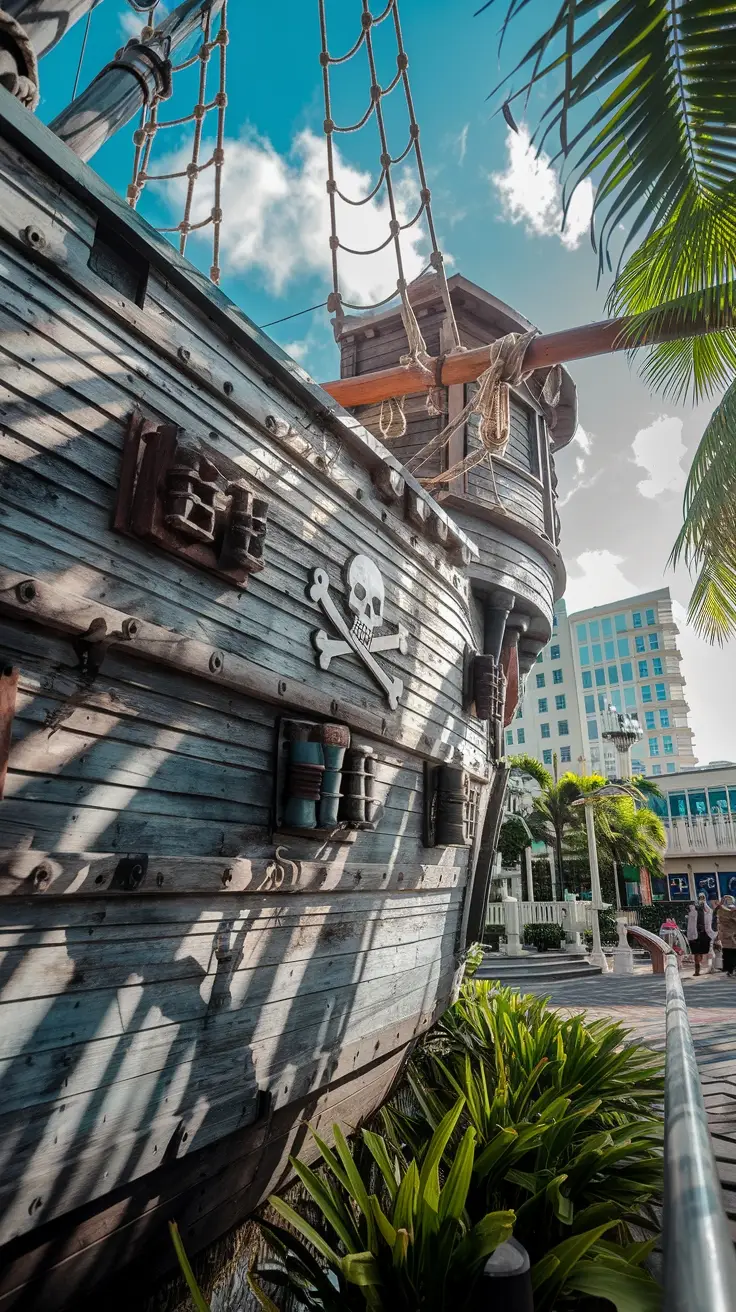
{"left": 37, "top": 0, "right": 735, "bottom": 763}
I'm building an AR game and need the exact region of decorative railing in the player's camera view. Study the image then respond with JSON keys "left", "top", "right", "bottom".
{"left": 665, "top": 816, "right": 736, "bottom": 855}
{"left": 486, "top": 900, "right": 594, "bottom": 931}
{"left": 663, "top": 951, "right": 736, "bottom": 1310}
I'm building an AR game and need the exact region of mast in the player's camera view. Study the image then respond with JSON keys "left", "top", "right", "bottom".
{"left": 321, "top": 304, "right": 736, "bottom": 409}
{"left": 0, "top": 0, "right": 100, "bottom": 107}
{"left": 49, "top": 0, "right": 225, "bottom": 161}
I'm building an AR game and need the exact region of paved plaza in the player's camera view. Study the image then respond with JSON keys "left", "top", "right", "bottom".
{"left": 523, "top": 966, "right": 736, "bottom": 1231}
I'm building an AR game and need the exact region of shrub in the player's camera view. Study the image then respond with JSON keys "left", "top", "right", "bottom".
{"left": 637, "top": 901, "right": 688, "bottom": 934}
{"left": 583, "top": 906, "right": 619, "bottom": 948}
{"left": 523, "top": 922, "right": 565, "bottom": 951}
{"left": 498, "top": 815, "right": 530, "bottom": 868}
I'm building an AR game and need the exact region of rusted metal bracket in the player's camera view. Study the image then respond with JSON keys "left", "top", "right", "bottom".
{"left": 423, "top": 764, "right": 479, "bottom": 848}
{"left": 0, "top": 665, "right": 19, "bottom": 800}
{"left": 114, "top": 412, "right": 269, "bottom": 587}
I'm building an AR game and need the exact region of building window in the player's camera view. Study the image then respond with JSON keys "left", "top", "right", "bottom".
{"left": 668, "top": 793, "right": 687, "bottom": 818}
{"left": 536, "top": 652, "right": 544, "bottom": 663}
{"left": 550, "top": 644, "right": 560, "bottom": 660}
{"left": 614, "top": 614, "right": 627, "bottom": 632}
{"left": 617, "top": 638, "right": 630, "bottom": 657}
{"left": 608, "top": 665, "right": 619, "bottom": 684}
{"left": 587, "top": 720, "right": 599, "bottom": 740}
{"left": 655, "top": 682, "right": 667, "bottom": 701}
{"left": 595, "top": 667, "right": 606, "bottom": 687}
{"left": 582, "top": 670, "right": 593, "bottom": 689}
{"left": 624, "top": 687, "right": 637, "bottom": 709}
{"left": 552, "top": 668, "right": 563, "bottom": 684}
{"left": 663, "top": 735, "right": 674, "bottom": 755}
{"left": 536, "top": 673, "right": 545, "bottom": 688}
{"left": 597, "top": 693, "right": 606, "bottom": 711}
{"left": 538, "top": 697, "right": 548, "bottom": 713}
{"left": 659, "top": 709, "right": 670, "bottom": 727}
{"left": 516, "top": 706, "right": 523, "bottom": 718}
{"left": 576, "top": 623, "right": 587, "bottom": 643}
{"left": 652, "top": 764, "right": 662, "bottom": 776}
{"left": 611, "top": 689, "right": 622, "bottom": 710}
{"left": 649, "top": 736, "right": 659, "bottom": 756}
{"left": 555, "top": 694, "right": 566, "bottom": 710}
{"left": 553, "top": 614, "right": 558, "bottom": 629}
{"left": 667, "top": 763, "right": 676, "bottom": 773}
{"left": 646, "top": 607, "right": 656, "bottom": 625}
{"left": 642, "top": 685, "right": 652, "bottom": 703}
{"left": 517, "top": 728, "right": 525, "bottom": 744}
{"left": 621, "top": 661, "right": 633, "bottom": 682}
{"left": 709, "top": 789, "right": 729, "bottom": 815}
{"left": 579, "top": 645, "right": 590, "bottom": 666}
{"left": 649, "top": 633, "right": 659, "bottom": 650}
{"left": 652, "top": 657, "right": 663, "bottom": 676}
{"left": 633, "top": 611, "right": 642, "bottom": 628}
{"left": 560, "top": 746, "right": 571, "bottom": 763}
{"left": 592, "top": 643, "right": 602, "bottom": 664}
{"left": 541, "top": 722, "right": 551, "bottom": 739}
{"left": 644, "top": 710, "right": 655, "bottom": 730}
{"left": 506, "top": 731, "right": 513, "bottom": 747}
{"left": 558, "top": 719, "right": 569, "bottom": 735}
{"left": 589, "top": 620, "right": 600, "bottom": 640}
{"left": 604, "top": 640, "right": 615, "bottom": 661}
{"left": 590, "top": 746, "right": 601, "bottom": 763}
{"left": 543, "top": 749, "right": 553, "bottom": 765}
{"left": 689, "top": 791, "right": 708, "bottom": 817}
{"left": 602, "top": 618, "right": 612, "bottom": 638}
{"left": 635, "top": 635, "right": 646, "bottom": 653}
{"left": 638, "top": 660, "right": 649, "bottom": 678}
{"left": 632, "top": 759, "right": 644, "bottom": 773}
{"left": 584, "top": 694, "right": 595, "bottom": 714}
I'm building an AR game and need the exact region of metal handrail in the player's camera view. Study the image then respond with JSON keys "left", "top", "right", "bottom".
{"left": 663, "top": 951, "right": 736, "bottom": 1311}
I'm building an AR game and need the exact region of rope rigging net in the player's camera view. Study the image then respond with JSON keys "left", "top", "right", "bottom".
{"left": 124, "top": 0, "right": 228, "bottom": 285}
{"left": 318, "top": 0, "right": 462, "bottom": 433}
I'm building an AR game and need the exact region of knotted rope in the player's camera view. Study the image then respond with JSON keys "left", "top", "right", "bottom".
{"left": 407, "top": 331, "right": 562, "bottom": 494}
{"left": 0, "top": 8, "right": 39, "bottom": 108}
{"left": 125, "top": 1, "right": 228, "bottom": 284}
{"left": 318, "top": 0, "right": 463, "bottom": 427}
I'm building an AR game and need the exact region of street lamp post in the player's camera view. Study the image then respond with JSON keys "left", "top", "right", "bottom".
{"left": 600, "top": 705, "right": 643, "bottom": 780}
{"left": 572, "top": 782, "right": 643, "bottom": 976}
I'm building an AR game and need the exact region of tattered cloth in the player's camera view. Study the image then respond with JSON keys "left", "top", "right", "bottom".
{"left": 0, "top": 9, "right": 39, "bottom": 109}
{"left": 407, "top": 329, "right": 562, "bottom": 489}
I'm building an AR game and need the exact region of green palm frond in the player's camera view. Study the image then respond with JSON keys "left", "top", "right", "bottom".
{"left": 480, "top": 0, "right": 736, "bottom": 273}
{"left": 671, "top": 377, "right": 736, "bottom": 640}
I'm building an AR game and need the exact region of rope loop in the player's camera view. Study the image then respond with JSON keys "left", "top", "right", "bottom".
{"left": 379, "top": 396, "right": 407, "bottom": 441}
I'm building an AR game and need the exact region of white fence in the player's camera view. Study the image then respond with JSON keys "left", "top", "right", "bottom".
{"left": 487, "top": 900, "right": 595, "bottom": 931}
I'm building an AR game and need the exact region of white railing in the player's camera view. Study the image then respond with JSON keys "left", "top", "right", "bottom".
{"left": 665, "top": 817, "right": 736, "bottom": 855}
{"left": 486, "top": 900, "right": 594, "bottom": 931}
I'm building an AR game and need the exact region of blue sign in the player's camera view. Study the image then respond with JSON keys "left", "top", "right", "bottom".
{"left": 718, "top": 872, "right": 736, "bottom": 899}
{"left": 694, "top": 873, "right": 719, "bottom": 901}
{"left": 668, "top": 874, "right": 691, "bottom": 901}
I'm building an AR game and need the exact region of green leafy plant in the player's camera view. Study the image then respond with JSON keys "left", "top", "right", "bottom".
{"left": 583, "top": 908, "right": 619, "bottom": 949}
{"left": 463, "top": 942, "right": 484, "bottom": 978}
{"left": 523, "top": 922, "right": 565, "bottom": 952}
{"left": 248, "top": 1103, "right": 514, "bottom": 1310}
{"left": 498, "top": 815, "right": 531, "bottom": 869}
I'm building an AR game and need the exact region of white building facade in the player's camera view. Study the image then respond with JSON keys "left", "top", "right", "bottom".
{"left": 508, "top": 588, "right": 697, "bottom": 780}
{"left": 648, "top": 762, "right": 736, "bottom": 900}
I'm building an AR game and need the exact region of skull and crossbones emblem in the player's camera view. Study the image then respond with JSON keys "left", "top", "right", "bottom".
{"left": 308, "top": 554, "right": 408, "bottom": 710}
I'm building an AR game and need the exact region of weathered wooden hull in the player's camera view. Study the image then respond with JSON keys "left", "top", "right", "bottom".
{"left": 0, "top": 90, "right": 484, "bottom": 1307}
{"left": 0, "top": 88, "right": 568, "bottom": 1307}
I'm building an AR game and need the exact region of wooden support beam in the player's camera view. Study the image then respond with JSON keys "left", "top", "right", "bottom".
{"left": 320, "top": 307, "right": 731, "bottom": 409}
{"left": 0, "top": 665, "right": 18, "bottom": 799}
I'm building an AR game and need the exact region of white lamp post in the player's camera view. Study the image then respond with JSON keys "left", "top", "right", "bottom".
{"left": 600, "top": 704, "right": 643, "bottom": 780}
{"left": 571, "top": 782, "right": 642, "bottom": 975}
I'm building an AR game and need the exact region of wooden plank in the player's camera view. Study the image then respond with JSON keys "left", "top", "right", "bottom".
{"left": 0, "top": 570, "right": 488, "bottom": 776}
{"left": 0, "top": 851, "right": 463, "bottom": 898}
{"left": 0, "top": 666, "right": 18, "bottom": 799}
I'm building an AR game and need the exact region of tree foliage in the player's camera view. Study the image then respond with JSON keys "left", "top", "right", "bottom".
{"left": 480, "top": 0, "right": 736, "bottom": 640}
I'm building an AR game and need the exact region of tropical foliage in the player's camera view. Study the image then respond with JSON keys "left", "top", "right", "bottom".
{"left": 228, "top": 986, "right": 664, "bottom": 1312}
{"left": 479, "top": 0, "right": 736, "bottom": 640}
{"left": 498, "top": 813, "right": 532, "bottom": 868}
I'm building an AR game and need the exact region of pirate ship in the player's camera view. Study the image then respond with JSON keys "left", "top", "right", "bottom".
{"left": 0, "top": 1, "right": 581, "bottom": 1306}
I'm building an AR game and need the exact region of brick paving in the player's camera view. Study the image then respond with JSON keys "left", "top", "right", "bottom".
{"left": 523, "top": 965, "right": 736, "bottom": 1227}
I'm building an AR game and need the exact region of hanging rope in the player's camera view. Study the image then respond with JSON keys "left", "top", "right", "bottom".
{"left": 125, "top": 1, "right": 228, "bottom": 284}
{"left": 407, "top": 331, "right": 562, "bottom": 494}
{"left": 318, "top": 0, "right": 462, "bottom": 427}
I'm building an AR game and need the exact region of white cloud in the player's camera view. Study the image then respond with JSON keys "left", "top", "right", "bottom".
{"left": 572, "top": 424, "right": 591, "bottom": 454}
{"left": 456, "top": 124, "right": 469, "bottom": 165}
{"left": 564, "top": 550, "right": 639, "bottom": 613}
{"left": 158, "top": 128, "right": 427, "bottom": 303}
{"left": 283, "top": 339, "right": 310, "bottom": 362}
{"left": 631, "top": 414, "right": 688, "bottom": 499}
{"left": 491, "top": 126, "right": 594, "bottom": 250}
{"left": 119, "top": 3, "right": 167, "bottom": 40}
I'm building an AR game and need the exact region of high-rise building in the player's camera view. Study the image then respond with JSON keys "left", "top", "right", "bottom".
{"left": 508, "top": 588, "right": 697, "bottom": 778}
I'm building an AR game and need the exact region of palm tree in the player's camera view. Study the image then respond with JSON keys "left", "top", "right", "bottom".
{"left": 566, "top": 795, "right": 667, "bottom": 879}
{"left": 479, "top": 1, "right": 736, "bottom": 641}
{"left": 509, "top": 757, "right": 608, "bottom": 888}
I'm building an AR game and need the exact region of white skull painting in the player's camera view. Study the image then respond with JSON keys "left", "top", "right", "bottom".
{"left": 346, "top": 554, "right": 384, "bottom": 648}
